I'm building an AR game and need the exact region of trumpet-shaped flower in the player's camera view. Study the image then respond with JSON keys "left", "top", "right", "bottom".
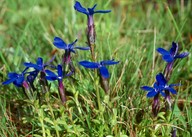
{"left": 74, "top": 1, "right": 111, "bottom": 16}
{"left": 53, "top": 37, "right": 89, "bottom": 64}
{"left": 53, "top": 37, "right": 90, "bottom": 53}
{"left": 157, "top": 42, "right": 189, "bottom": 80}
{"left": 2, "top": 67, "right": 29, "bottom": 87}
{"left": 45, "top": 65, "right": 63, "bottom": 81}
{"left": 157, "top": 42, "right": 189, "bottom": 63}
{"left": 24, "top": 57, "right": 55, "bottom": 92}
{"left": 24, "top": 57, "right": 50, "bottom": 71}
{"left": 141, "top": 73, "right": 180, "bottom": 98}
{"left": 79, "top": 59, "right": 119, "bottom": 79}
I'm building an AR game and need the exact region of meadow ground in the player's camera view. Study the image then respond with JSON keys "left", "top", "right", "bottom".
{"left": 0, "top": 0, "right": 192, "bottom": 136}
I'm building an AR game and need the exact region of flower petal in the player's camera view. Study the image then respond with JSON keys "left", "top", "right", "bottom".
{"left": 156, "top": 73, "right": 166, "bottom": 86}
{"left": 88, "top": 5, "right": 97, "bottom": 15}
{"left": 74, "top": 1, "right": 88, "bottom": 15}
{"left": 99, "top": 66, "right": 109, "bottom": 79}
{"left": 53, "top": 37, "right": 67, "bottom": 49}
{"left": 8, "top": 72, "right": 18, "bottom": 78}
{"left": 169, "top": 83, "right": 181, "bottom": 87}
{"left": 162, "top": 55, "right": 174, "bottom": 62}
{"left": 69, "top": 39, "right": 78, "bottom": 48}
{"left": 74, "top": 46, "right": 90, "bottom": 50}
{"left": 94, "top": 10, "right": 111, "bottom": 14}
{"left": 167, "top": 87, "right": 177, "bottom": 94}
{"left": 45, "top": 76, "right": 58, "bottom": 81}
{"left": 57, "top": 65, "right": 63, "bottom": 78}
{"left": 45, "top": 70, "right": 57, "bottom": 78}
{"left": 170, "top": 42, "right": 178, "bottom": 56}
{"left": 36, "top": 57, "right": 43, "bottom": 66}
{"left": 159, "top": 90, "right": 166, "bottom": 97}
{"left": 13, "top": 76, "right": 24, "bottom": 87}
{"left": 24, "top": 62, "right": 42, "bottom": 70}
{"left": 13, "top": 81, "right": 22, "bottom": 87}
{"left": 147, "top": 90, "right": 157, "bottom": 98}
{"left": 100, "top": 59, "right": 119, "bottom": 66}
{"left": 2, "top": 77, "right": 17, "bottom": 85}
{"left": 157, "top": 48, "right": 170, "bottom": 55}
{"left": 79, "top": 61, "right": 99, "bottom": 68}
{"left": 88, "top": 4, "right": 111, "bottom": 14}
{"left": 91, "top": 4, "right": 97, "bottom": 10}
{"left": 141, "top": 86, "right": 154, "bottom": 91}
{"left": 175, "top": 52, "right": 189, "bottom": 59}
{"left": 69, "top": 48, "right": 76, "bottom": 54}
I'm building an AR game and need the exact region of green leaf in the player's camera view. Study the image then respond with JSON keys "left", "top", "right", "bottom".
{"left": 44, "top": 117, "right": 54, "bottom": 125}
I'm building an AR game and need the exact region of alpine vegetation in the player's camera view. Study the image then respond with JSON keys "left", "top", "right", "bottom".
{"left": 1, "top": 1, "right": 191, "bottom": 136}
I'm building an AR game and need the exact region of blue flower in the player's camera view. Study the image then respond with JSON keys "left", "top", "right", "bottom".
{"left": 24, "top": 57, "right": 55, "bottom": 92}
{"left": 141, "top": 73, "right": 180, "bottom": 98}
{"left": 45, "top": 65, "right": 67, "bottom": 103}
{"left": 53, "top": 37, "right": 89, "bottom": 64}
{"left": 53, "top": 37, "right": 90, "bottom": 53}
{"left": 157, "top": 42, "right": 189, "bottom": 63}
{"left": 74, "top": 1, "right": 111, "bottom": 16}
{"left": 24, "top": 57, "right": 47, "bottom": 71}
{"left": 74, "top": 1, "right": 111, "bottom": 47}
{"left": 45, "top": 65, "right": 63, "bottom": 81}
{"left": 2, "top": 67, "right": 28, "bottom": 87}
{"left": 79, "top": 59, "right": 119, "bottom": 79}
{"left": 26, "top": 70, "right": 39, "bottom": 83}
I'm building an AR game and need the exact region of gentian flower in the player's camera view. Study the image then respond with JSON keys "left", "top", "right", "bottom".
{"left": 45, "top": 65, "right": 66, "bottom": 103}
{"left": 79, "top": 59, "right": 119, "bottom": 79}
{"left": 79, "top": 59, "right": 119, "bottom": 93}
{"left": 141, "top": 73, "right": 179, "bottom": 98}
{"left": 141, "top": 73, "right": 180, "bottom": 116}
{"left": 24, "top": 57, "right": 55, "bottom": 93}
{"left": 24, "top": 57, "right": 50, "bottom": 72}
{"left": 2, "top": 67, "right": 29, "bottom": 87}
{"left": 53, "top": 37, "right": 90, "bottom": 64}
{"left": 74, "top": 1, "right": 111, "bottom": 16}
{"left": 74, "top": 1, "right": 111, "bottom": 59}
{"left": 141, "top": 82, "right": 165, "bottom": 98}
{"left": 157, "top": 42, "right": 189, "bottom": 80}
{"left": 157, "top": 42, "right": 189, "bottom": 63}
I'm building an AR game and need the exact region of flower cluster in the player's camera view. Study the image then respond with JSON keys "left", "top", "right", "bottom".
{"left": 141, "top": 42, "right": 189, "bottom": 116}
{"left": 75, "top": 1, "right": 119, "bottom": 93}
{"left": 1, "top": 2, "right": 190, "bottom": 136}
{"left": 2, "top": 1, "right": 118, "bottom": 103}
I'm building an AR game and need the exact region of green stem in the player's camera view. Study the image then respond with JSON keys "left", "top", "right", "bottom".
{"left": 95, "top": 80, "right": 101, "bottom": 112}
{"left": 45, "top": 93, "right": 60, "bottom": 137}
{"left": 38, "top": 109, "right": 46, "bottom": 137}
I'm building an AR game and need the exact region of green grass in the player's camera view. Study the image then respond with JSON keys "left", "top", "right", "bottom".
{"left": 0, "top": 0, "right": 192, "bottom": 136}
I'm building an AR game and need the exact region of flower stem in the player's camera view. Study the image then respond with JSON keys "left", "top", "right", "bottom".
{"left": 45, "top": 92, "right": 60, "bottom": 137}
{"left": 58, "top": 80, "right": 67, "bottom": 103}
{"left": 38, "top": 109, "right": 46, "bottom": 137}
{"left": 87, "top": 15, "right": 96, "bottom": 61}
{"left": 95, "top": 80, "right": 101, "bottom": 111}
